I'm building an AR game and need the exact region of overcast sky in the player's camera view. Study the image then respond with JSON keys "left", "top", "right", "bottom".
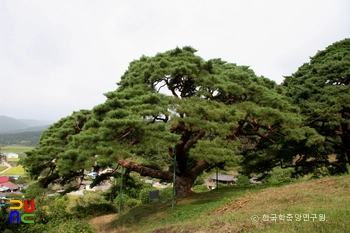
{"left": 1, "top": 0, "right": 349, "bottom": 122}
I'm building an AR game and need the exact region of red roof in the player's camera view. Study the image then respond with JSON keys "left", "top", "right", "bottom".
{"left": 0, "top": 176, "right": 9, "bottom": 183}
{"left": 1, "top": 181, "right": 16, "bottom": 187}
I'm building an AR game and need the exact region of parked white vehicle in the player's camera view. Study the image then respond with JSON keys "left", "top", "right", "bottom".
{"left": 85, "top": 185, "right": 96, "bottom": 191}
{"left": 250, "top": 178, "right": 262, "bottom": 184}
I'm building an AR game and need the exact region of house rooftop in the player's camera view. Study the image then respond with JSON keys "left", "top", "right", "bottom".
{"left": 0, "top": 176, "right": 9, "bottom": 183}
{"left": 210, "top": 174, "right": 237, "bottom": 182}
{"left": 0, "top": 181, "right": 17, "bottom": 188}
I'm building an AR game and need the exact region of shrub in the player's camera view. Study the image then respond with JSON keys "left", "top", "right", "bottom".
{"left": 102, "top": 175, "right": 148, "bottom": 201}
{"left": 310, "top": 167, "right": 332, "bottom": 179}
{"left": 6, "top": 193, "right": 23, "bottom": 199}
{"left": 236, "top": 175, "right": 250, "bottom": 187}
{"left": 113, "top": 194, "right": 141, "bottom": 209}
{"left": 159, "top": 187, "right": 173, "bottom": 201}
{"left": 47, "top": 197, "right": 70, "bottom": 219}
{"left": 47, "top": 219, "right": 97, "bottom": 233}
{"left": 194, "top": 172, "right": 206, "bottom": 186}
{"left": 125, "top": 177, "right": 150, "bottom": 199}
{"left": 139, "top": 187, "right": 158, "bottom": 204}
{"left": 101, "top": 183, "right": 119, "bottom": 202}
{"left": 192, "top": 185, "right": 210, "bottom": 193}
{"left": 265, "top": 167, "right": 296, "bottom": 185}
{"left": 24, "top": 182, "right": 45, "bottom": 199}
{"left": 14, "top": 176, "right": 30, "bottom": 184}
{"left": 71, "top": 195, "right": 117, "bottom": 218}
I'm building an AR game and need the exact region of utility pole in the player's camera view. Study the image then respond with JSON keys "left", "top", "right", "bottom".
{"left": 172, "top": 147, "right": 176, "bottom": 209}
{"left": 118, "top": 166, "right": 124, "bottom": 214}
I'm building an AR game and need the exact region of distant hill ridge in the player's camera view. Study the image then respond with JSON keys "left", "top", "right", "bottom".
{"left": 0, "top": 115, "right": 54, "bottom": 134}
{"left": 6, "top": 125, "right": 51, "bottom": 134}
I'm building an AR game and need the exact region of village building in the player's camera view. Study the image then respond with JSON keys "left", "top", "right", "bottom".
{"left": 209, "top": 174, "right": 237, "bottom": 185}
{"left": 2, "top": 152, "right": 19, "bottom": 159}
{"left": 0, "top": 176, "right": 20, "bottom": 192}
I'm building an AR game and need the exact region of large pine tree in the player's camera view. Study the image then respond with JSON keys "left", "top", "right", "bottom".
{"left": 25, "top": 47, "right": 317, "bottom": 196}
{"left": 283, "top": 38, "right": 350, "bottom": 174}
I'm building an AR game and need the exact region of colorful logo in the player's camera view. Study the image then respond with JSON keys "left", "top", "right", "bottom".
{"left": 9, "top": 200, "right": 35, "bottom": 224}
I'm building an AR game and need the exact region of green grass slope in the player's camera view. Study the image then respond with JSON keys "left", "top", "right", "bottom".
{"left": 93, "top": 175, "right": 350, "bottom": 233}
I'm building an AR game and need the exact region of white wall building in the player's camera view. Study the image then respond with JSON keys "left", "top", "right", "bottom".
{"left": 4, "top": 153, "right": 19, "bottom": 158}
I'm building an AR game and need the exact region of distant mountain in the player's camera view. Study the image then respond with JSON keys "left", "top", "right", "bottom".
{"left": 18, "top": 119, "right": 53, "bottom": 127}
{"left": 0, "top": 115, "right": 54, "bottom": 134}
{"left": 0, "top": 115, "right": 29, "bottom": 133}
{"left": 6, "top": 125, "right": 51, "bottom": 134}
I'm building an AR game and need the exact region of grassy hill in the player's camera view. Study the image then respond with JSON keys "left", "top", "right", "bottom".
{"left": 91, "top": 175, "right": 350, "bottom": 233}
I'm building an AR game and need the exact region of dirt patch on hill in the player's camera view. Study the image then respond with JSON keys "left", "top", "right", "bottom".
{"left": 214, "top": 177, "right": 348, "bottom": 216}
{"left": 88, "top": 214, "right": 120, "bottom": 233}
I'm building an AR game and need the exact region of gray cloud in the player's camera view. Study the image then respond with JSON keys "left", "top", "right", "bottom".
{"left": 0, "top": 0, "right": 349, "bottom": 121}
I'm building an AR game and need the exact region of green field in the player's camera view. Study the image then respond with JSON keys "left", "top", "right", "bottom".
{"left": 0, "top": 166, "right": 8, "bottom": 172}
{"left": 1, "top": 145, "right": 34, "bottom": 157}
{"left": 6, "top": 158, "right": 20, "bottom": 162}
{"left": 1, "top": 165, "right": 26, "bottom": 175}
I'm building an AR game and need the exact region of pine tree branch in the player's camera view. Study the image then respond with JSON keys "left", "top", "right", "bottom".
{"left": 128, "top": 132, "right": 141, "bottom": 145}
{"left": 184, "top": 130, "right": 206, "bottom": 151}
{"left": 325, "top": 138, "right": 349, "bottom": 151}
{"left": 116, "top": 130, "right": 132, "bottom": 141}
{"left": 192, "top": 160, "right": 210, "bottom": 178}
{"left": 117, "top": 158, "right": 173, "bottom": 181}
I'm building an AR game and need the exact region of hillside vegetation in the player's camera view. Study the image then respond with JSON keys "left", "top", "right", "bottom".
{"left": 94, "top": 175, "right": 350, "bottom": 233}
{"left": 0, "top": 115, "right": 51, "bottom": 146}
{"left": 0, "top": 131, "right": 42, "bottom": 146}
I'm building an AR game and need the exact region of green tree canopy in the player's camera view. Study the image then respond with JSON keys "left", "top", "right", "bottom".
{"left": 283, "top": 38, "right": 350, "bottom": 174}
{"left": 25, "top": 47, "right": 319, "bottom": 196}
{"left": 24, "top": 110, "right": 91, "bottom": 189}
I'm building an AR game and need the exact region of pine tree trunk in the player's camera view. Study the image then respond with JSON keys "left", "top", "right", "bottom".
{"left": 339, "top": 123, "right": 350, "bottom": 168}
{"left": 175, "top": 176, "right": 194, "bottom": 197}
{"left": 117, "top": 158, "right": 209, "bottom": 198}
